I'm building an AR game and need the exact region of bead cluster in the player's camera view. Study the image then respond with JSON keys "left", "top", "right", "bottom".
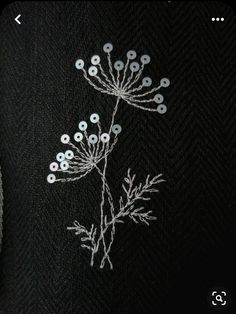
{"left": 75, "top": 43, "right": 170, "bottom": 113}
{"left": 47, "top": 113, "right": 122, "bottom": 183}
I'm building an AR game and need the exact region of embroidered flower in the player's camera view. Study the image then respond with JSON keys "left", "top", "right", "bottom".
{"left": 75, "top": 43, "right": 170, "bottom": 113}
{"left": 48, "top": 41, "right": 170, "bottom": 270}
{"left": 47, "top": 113, "right": 121, "bottom": 183}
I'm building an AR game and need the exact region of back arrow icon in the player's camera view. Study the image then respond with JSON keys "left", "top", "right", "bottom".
{"left": 15, "top": 14, "right": 21, "bottom": 25}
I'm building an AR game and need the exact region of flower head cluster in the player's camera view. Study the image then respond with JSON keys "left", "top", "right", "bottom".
{"left": 47, "top": 113, "right": 122, "bottom": 184}
{"left": 75, "top": 43, "right": 170, "bottom": 113}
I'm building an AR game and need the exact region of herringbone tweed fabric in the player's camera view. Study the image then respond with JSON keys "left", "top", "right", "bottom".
{"left": 0, "top": 1, "right": 236, "bottom": 314}
{"left": 0, "top": 169, "right": 2, "bottom": 250}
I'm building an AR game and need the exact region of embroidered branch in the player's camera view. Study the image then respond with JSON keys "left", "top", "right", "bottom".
{"left": 47, "top": 114, "right": 121, "bottom": 184}
{"left": 47, "top": 42, "right": 170, "bottom": 269}
{"left": 75, "top": 43, "right": 170, "bottom": 114}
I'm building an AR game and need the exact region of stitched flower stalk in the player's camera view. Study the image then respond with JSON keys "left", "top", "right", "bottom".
{"left": 47, "top": 43, "right": 170, "bottom": 269}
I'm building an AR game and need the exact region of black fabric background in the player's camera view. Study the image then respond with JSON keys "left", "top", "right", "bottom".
{"left": 0, "top": 1, "right": 236, "bottom": 313}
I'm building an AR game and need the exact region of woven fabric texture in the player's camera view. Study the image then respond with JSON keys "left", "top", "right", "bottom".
{"left": 0, "top": 2, "right": 236, "bottom": 314}
{"left": 0, "top": 169, "right": 2, "bottom": 250}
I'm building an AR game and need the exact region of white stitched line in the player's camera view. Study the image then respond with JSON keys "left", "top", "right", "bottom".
{"left": 120, "top": 58, "right": 130, "bottom": 88}
{"left": 130, "top": 85, "right": 162, "bottom": 98}
{"left": 107, "top": 52, "right": 117, "bottom": 87}
{"left": 125, "top": 63, "right": 145, "bottom": 90}
{"left": 98, "top": 64, "right": 117, "bottom": 89}
{"left": 48, "top": 42, "right": 170, "bottom": 269}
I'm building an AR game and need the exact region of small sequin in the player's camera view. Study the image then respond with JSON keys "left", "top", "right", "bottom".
{"left": 157, "top": 104, "right": 167, "bottom": 114}
{"left": 142, "top": 77, "right": 152, "bottom": 87}
{"left": 56, "top": 152, "right": 65, "bottom": 162}
{"left": 154, "top": 94, "right": 164, "bottom": 104}
{"left": 74, "top": 132, "right": 83, "bottom": 142}
{"left": 60, "top": 161, "right": 69, "bottom": 171}
{"left": 130, "top": 62, "right": 140, "bottom": 72}
{"left": 61, "top": 134, "right": 70, "bottom": 144}
{"left": 140, "top": 55, "right": 151, "bottom": 64}
{"left": 112, "top": 124, "right": 122, "bottom": 135}
{"left": 160, "top": 78, "right": 170, "bottom": 88}
{"left": 47, "top": 174, "right": 56, "bottom": 184}
{"left": 114, "top": 61, "right": 124, "bottom": 71}
{"left": 90, "top": 113, "right": 100, "bottom": 123}
{"left": 91, "top": 55, "right": 101, "bottom": 65}
{"left": 100, "top": 133, "right": 110, "bottom": 143}
{"left": 49, "top": 162, "right": 59, "bottom": 172}
{"left": 78, "top": 121, "right": 88, "bottom": 131}
{"left": 75, "top": 59, "right": 84, "bottom": 70}
{"left": 65, "top": 150, "right": 74, "bottom": 160}
{"left": 88, "top": 66, "right": 98, "bottom": 76}
{"left": 88, "top": 134, "right": 98, "bottom": 144}
{"left": 127, "top": 50, "right": 137, "bottom": 60}
{"left": 103, "top": 43, "right": 113, "bottom": 53}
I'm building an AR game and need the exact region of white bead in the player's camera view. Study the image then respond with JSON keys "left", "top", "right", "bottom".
{"left": 112, "top": 124, "right": 122, "bottom": 135}
{"left": 65, "top": 150, "right": 74, "bottom": 160}
{"left": 60, "top": 161, "right": 69, "bottom": 170}
{"left": 78, "top": 121, "right": 88, "bottom": 131}
{"left": 160, "top": 78, "right": 170, "bottom": 87}
{"left": 56, "top": 152, "right": 65, "bottom": 162}
{"left": 140, "top": 55, "right": 151, "bottom": 64}
{"left": 61, "top": 134, "right": 70, "bottom": 144}
{"left": 88, "top": 66, "right": 98, "bottom": 76}
{"left": 49, "top": 162, "right": 59, "bottom": 172}
{"left": 88, "top": 134, "right": 98, "bottom": 144}
{"left": 154, "top": 94, "right": 164, "bottom": 104}
{"left": 103, "top": 43, "right": 113, "bottom": 53}
{"left": 114, "top": 61, "right": 124, "bottom": 71}
{"left": 91, "top": 55, "right": 101, "bottom": 65}
{"left": 127, "top": 50, "right": 137, "bottom": 60}
{"left": 142, "top": 77, "right": 152, "bottom": 87}
{"left": 75, "top": 59, "right": 84, "bottom": 70}
{"left": 100, "top": 133, "right": 110, "bottom": 143}
{"left": 90, "top": 113, "right": 99, "bottom": 123}
{"left": 157, "top": 104, "right": 167, "bottom": 114}
{"left": 130, "top": 62, "right": 140, "bottom": 72}
{"left": 47, "top": 174, "right": 56, "bottom": 184}
{"left": 74, "top": 132, "right": 83, "bottom": 142}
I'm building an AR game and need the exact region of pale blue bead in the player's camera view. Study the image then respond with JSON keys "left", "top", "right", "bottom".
{"left": 61, "top": 134, "right": 70, "bottom": 144}
{"left": 154, "top": 94, "right": 164, "bottom": 104}
{"left": 90, "top": 113, "right": 99, "bottom": 123}
{"left": 74, "top": 132, "right": 83, "bottom": 142}
{"left": 157, "top": 104, "right": 167, "bottom": 114}
{"left": 140, "top": 55, "right": 151, "bottom": 64}
{"left": 56, "top": 152, "right": 65, "bottom": 162}
{"left": 103, "top": 43, "right": 113, "bottom": 53}
{"left": 78, "top": 121, "right": 88, "bottom": 131}
{"left": 88, "top": 134, "right": 98, "bottom": 144}
{"left": 65, "top": 150, "right": 74, "bottom": 160}
{"left": 47, "top": 174, "right": 56, "bottom": 184}
{"left": 127, "top": 50, "right": 137, "bottom": 60}
{"left": 130, "top": 62, "right": 140, "bottom": 72}
{"left": 75, "top": 59, "right": 84, "bottom": 70}
{"left": 100, "top": 133, "right": 110, "bottom": 143}
{"left": 160, "top": 78, "right": 170, "bottom": 87}
{"left": 49, "top": 162, "right": 59, "bottom": 172}
{"left": 112, "top": 124, "right": 122, "bottom": 135}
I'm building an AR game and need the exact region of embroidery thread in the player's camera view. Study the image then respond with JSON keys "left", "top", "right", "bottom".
{"left": 47, "top": 43, "right": 170, "bottom": 269}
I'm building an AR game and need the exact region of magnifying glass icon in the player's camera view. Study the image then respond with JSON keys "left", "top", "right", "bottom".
{"left": 216, "top": 295, "right": 223, "bottom": 302}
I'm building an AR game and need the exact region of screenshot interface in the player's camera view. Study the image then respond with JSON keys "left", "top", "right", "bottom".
{"left": 0, "top": 1, "right": 235, "bottom": 314}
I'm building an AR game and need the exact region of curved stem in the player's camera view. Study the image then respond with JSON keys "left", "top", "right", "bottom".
{"left": 95, "top": 165, "right": 115, "bottom": 269}
{"left": 91, "top": 97, "right": 120, "bottom": 269}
